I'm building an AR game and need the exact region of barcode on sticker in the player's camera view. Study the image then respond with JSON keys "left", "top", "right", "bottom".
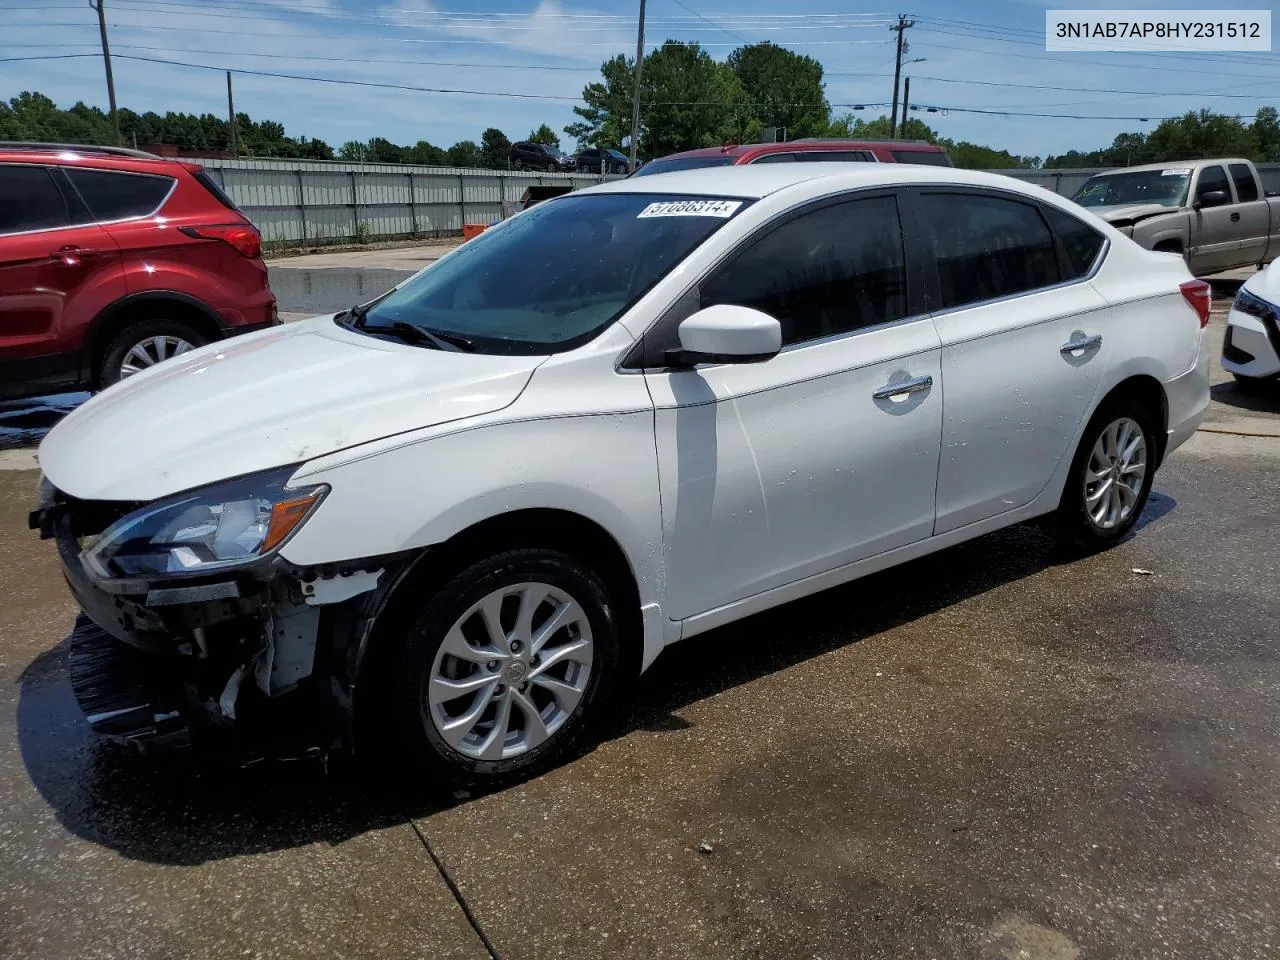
{"left": 637, "top": 199, "right": 742, "bottom": 218}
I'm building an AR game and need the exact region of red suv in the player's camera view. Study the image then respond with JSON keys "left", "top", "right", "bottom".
{"left": 631, "top": 138, "right": 953, "bottom": 177}
{"left": 0, "top": 143, "right": 277, "bottom": 400}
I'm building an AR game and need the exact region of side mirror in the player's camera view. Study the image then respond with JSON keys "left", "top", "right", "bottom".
{"left": 668, "top": 304, "right": 782, "bottom": 367}
{"left": 1195, "top": 189, "right": 1229, "bottom": 209}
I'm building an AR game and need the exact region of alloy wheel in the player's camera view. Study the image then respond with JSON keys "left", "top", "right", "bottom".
{"left": 1083, "top": 416, "right": 1147, "bottom": 530}
{"left": 426, "top": 581, "right": 594, "bottom": 761}
{"left": 120, "top": 335, "right": 193, "bottom": 378}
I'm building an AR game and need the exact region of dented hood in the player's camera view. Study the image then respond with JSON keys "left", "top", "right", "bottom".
{"left": 38, "top": 316, "right": 542, "bottom": 502}
{"left": 1089, "top": 202, "right": 1179, "bottom": 225}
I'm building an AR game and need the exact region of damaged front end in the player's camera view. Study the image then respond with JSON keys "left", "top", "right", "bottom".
{"left": 30, "top": 467, "right": 395, "bottom": 757}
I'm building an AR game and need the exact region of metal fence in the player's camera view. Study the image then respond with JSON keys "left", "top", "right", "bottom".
{"left": 194, "top": 157, "right": 1280, "bottom": 247}
{"left": 199, "top": 157, "right": 612, "bottom": 246}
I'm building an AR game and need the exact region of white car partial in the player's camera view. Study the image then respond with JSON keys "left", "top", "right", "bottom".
{"left": 1222, "top": 258, "right": 1280, "bottom": 388}
{"left": 31, "top": 163, "right": 1211, "bottom": 786}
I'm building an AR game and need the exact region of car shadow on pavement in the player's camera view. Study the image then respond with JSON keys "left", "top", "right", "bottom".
{"left": 1210, "top": 380, "right": 1280, "bottom": 414}
{"left": 16, "top": 496, "right": 1177, "bottom": 867}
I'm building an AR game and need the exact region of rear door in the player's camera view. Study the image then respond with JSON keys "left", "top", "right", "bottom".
{"left": 0, "top": 163, "right": 124, "bottom": 391}
{"left": 1229, "top": 162, "right": 1270, "bottom": 266}
{"left": 917, "top": 189, "right": 1112, "bottom": 534}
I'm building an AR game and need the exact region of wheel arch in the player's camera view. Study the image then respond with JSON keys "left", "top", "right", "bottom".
{"left": 349, "top": 507, "right": 646, "bottom": 747}
{"left": 1094, "top": 373, "right": 1169, "bottom": 466}
{"left": 85, "top": 291, "right": 225, "bottom": 385}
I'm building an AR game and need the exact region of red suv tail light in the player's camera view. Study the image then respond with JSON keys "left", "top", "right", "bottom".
{"left": 179, "top": 223, "right": 262, "bottom": 259}
{"left": 1179, "top": 279, "right": 1212, "bottom": 328}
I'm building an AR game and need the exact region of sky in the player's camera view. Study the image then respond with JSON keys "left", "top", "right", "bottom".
{"left": 1, "top": 0, "right": 1277, "bottom": 160}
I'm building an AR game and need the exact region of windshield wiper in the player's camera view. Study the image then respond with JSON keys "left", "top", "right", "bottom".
{"left": 360, "top": 320, "right": 475, "bottom": 352}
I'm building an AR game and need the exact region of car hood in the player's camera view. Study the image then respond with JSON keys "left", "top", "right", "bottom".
{"left": 1087, "top": 202, "right": 1180, "bottom": 225}
{"left": 38, "top": 316, "right": 544, "bottom": 502}
{"left": 1242, "top": 257, "right": 1280, "bottom": 304}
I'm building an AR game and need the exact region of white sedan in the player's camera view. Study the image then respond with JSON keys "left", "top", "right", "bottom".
{"left": 1222, "top": 259, "right": 1280, "bottom": 389}
{"left": 32, "top": 163, "right": 1211, "bottom": 786}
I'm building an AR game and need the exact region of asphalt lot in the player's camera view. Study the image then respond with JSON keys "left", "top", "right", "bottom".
{"left": 2, "top": 247, "right": 1279, "bottom": 958}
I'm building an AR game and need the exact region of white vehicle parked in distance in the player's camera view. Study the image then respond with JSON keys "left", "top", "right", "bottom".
{"left": 32, "top": 164, "right": 1211, "bottom": 787}
{"left": 1222, "top": 258, "right": 1280, "bottom": 389}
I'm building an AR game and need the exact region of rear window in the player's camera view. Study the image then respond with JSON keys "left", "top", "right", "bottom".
{"left": 891, "top": 150, "right": 952, "bottom": 166}
{"left": 64, "top": 168, "right": 173, "bottom": 221}
{"left": 631, "top": 156, "right": 736, "bottom": 177}
{"left": 191, "top": 169, "right": 241, "bottom": 212}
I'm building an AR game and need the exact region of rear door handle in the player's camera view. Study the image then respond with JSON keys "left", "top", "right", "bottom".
{"left": 1230, "top": 212, "right": 1241, "bottom": 223}
{"left": 873, "top": 374, "right": 933, "bottom": 401}
{"left": 1060, "top": 333, "right": 1102, "bottom": 354}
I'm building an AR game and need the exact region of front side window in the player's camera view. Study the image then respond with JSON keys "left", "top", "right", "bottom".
{"left": 918, "top": 192, "right": 1060, "bottom": 309}
{"left": 358, "top": 193, "right": 747, "bottom": 355}
{"left": 891, "top": 150, "right": 951, "bottom": 166}
{"left": 65, "top": 168, "right": 173, "bottom": 222}
{"left": 700, "top": 194, "right": 909, "bottom": 346}
{"left": 1229, "top": 163, "right": 1259, "bottom": 202}
{"left": 1196, "top": 165, "right": 1230, "bottom": 202}
{"left": 1073, "top": 170, "right": 1190, "bottom": 208}
{"left": 749, "top": 153, "right": 795, "bottom": 164}
{"left": 0, "top": 165, "right": 69, "bottom": 234}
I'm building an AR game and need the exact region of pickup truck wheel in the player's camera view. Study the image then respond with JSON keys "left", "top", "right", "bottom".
{"left": 99, "top": 319, "right": 207, "bottom": 388}
{"left": 393, "top": 548, "right": 620, "bottom": 788}
{"left": 1048, "top": 395, "right": 1157, "bottom": 551}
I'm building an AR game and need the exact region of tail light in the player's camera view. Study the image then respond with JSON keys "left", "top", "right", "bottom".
{"left": 179, "top": 223, "right": 262, "bottom": 259}
{"left": 1179, "top": 279, "right": 1211, "bottom": 328}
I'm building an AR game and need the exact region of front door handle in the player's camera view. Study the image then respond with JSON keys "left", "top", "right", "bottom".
{"left": 1230, "top": 212, "right": 1241, "bottom": 223}
{"left": 49, "top": 245, "right": 102, "bottom": 265}
{"left": 1060, "top": 333, "right": 1102, "bottom": 355}
{"left": 873, "top": 374, "right": 933, "bottom": 401}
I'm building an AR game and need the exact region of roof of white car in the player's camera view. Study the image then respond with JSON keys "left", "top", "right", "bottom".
{"left": 582, "top": 162, "right": 1047, "bottom": 201}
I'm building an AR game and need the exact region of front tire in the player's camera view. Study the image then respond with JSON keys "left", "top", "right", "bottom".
{"left": 392, "top": 549, "right": 620, "bottom": 788}
{"left": 1049, "top": 396, "right": 1158, "bottom": 551}
{"left": 99, "top": 318, "right": 206, "bottom": 388}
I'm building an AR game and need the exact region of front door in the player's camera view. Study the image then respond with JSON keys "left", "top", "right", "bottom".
{"left": 1188, "top": 164, "right": 1239, "bottom": 275}
{"left": 645, "top": 193, "right": 943, "bottom": 621}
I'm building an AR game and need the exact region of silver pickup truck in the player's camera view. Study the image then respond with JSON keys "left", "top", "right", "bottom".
{"left": 1071, "top": 158, "right": 1280, "bottom": 275}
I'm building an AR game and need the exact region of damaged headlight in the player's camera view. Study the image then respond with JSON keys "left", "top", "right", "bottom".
{"left": 82, "top": 466, "right": 327, "bottom": 580}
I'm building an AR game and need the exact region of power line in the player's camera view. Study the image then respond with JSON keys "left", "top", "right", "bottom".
{"left": 671, "top": 0, "right": 750, "bottom": 44}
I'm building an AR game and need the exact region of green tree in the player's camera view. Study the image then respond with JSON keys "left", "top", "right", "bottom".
{"left": 1253, "top": 106, "right": 1280, "bottom": 162}
{"left": 445, "top": 139, "right": 482, "bottom": 167}
{"left": 727, "top": 42, "right": 829, "bottom": 140}
{"left": 480, "top": 127, "right": 512, "bottom": 169}
{"left": 528, "top": 123, "right": 560, "bottom": 148}
{"left": 568, "top": 42, "right": 757, "bottom": 157}
{"left": 338, "top": 140, "right": 368, "bottom": 161}
{"left": 408, "top": 139, "right": 446, "bottom": 165}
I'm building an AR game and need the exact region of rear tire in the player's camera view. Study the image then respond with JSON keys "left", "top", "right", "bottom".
{"left": 1048, "top": 395, "right": 1159, "bottom": 551}
{"left": 390, "top": 548, "right": 620, "bottom": 789}
{"left": 99, "top": 318, "right": 207, "bottom": 388}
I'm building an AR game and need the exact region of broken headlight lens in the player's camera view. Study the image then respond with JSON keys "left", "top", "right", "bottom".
{"left": 82, "top": 466, "right": 327, "bottom": 580}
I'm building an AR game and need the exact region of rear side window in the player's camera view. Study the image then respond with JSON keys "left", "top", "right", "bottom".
{"left": 892, "top": 150, "right": 952, "bottom": 166}
{"left": 0, "top": 165, "right": 69, "bottom": 234}
{"left": 1042, "top": 205, "right": 1106, "bottom": 278}
{"left": 1229, "top": 163, "right": 1259, "bottom": 202}
{"left": 918, "top": 192, "right": 1060, "bottom": 309}
{"left": 65, "top": 168, "right": 173, "bottom": 221}
{"left": 806, "top": 151, "right": 875, "bottom": 162}
{"left": 191, "top": 169, "right": 241, "bottom": 212}
{"left": 701, "top": 195, "right": 909, "bottom": 345}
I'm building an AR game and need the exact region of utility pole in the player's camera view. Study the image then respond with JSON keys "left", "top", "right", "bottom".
{"left": 901, "top": 77, "right": 911, "bottom": 139}
{"left": 888, "top": 14, "right": 915, "bottom": 139}
{"left": 628, "top": 0, "right": 646, "bottom": 174}
{"left": 88, "top": 0, "right": 121, "bottom": 144}
{"left": 226, "top": 71, "right": 239, "bottom": 158}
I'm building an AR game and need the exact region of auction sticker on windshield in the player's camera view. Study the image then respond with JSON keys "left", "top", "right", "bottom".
{"left": 1162, "top": 168, "right": 1191, "bottom": 176}
{"left": 637, "top": 199, "right": 743, "bottom": 218}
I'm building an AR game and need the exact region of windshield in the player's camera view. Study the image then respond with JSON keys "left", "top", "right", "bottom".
{"left": 632, "top": 155, "right": 737, "bottom": 177}
{"left": 358, "top": 193, "right": 748, "bottom": 354}
{"left": 1073, "top": 169, "right": 1191, "bottom": 208}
